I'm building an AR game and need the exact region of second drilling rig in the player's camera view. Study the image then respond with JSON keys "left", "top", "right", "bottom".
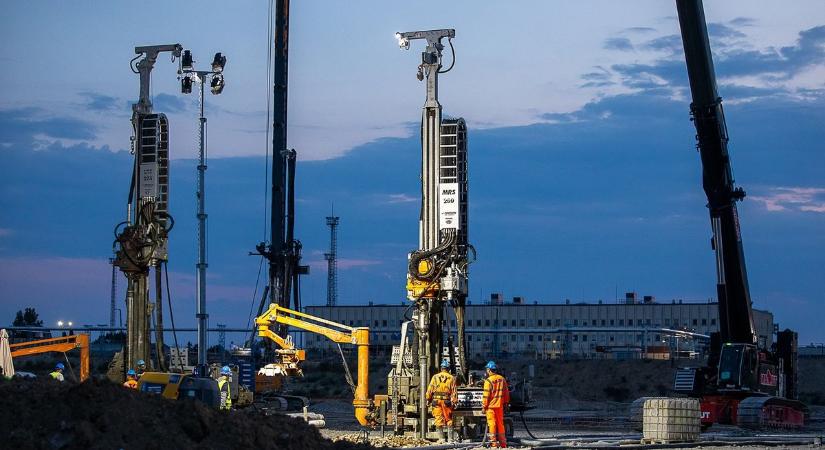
{"left": 387, "top": 29, "right": 477, "bottom": 440}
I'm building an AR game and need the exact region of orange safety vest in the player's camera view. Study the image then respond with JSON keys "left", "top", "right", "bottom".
{"left": 482, "top": 373, "right": 510, "bottom": 409}
{"left": 426, "top": 370, "right": 457, "bottom": 402}
{"left": 123, "top": 378, "right": 138, "bottom": 389}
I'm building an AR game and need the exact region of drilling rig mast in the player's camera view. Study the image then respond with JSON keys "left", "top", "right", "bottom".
{"left": 113, "top": 44, "right": 182, "bottom": 376}
{"left": 392, "top": 28, "right": 473, "bottom": 439}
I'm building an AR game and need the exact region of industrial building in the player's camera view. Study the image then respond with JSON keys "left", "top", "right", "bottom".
{"left": 304, "top": 293, "right": 775, "bottom": 359}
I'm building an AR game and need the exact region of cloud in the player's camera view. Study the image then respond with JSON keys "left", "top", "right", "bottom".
{"left": 152, "top": 93, "right": 188, "bottom": 113}
{"left": 79, "top": 92, "right": 119, "bottom": 112}
{"left": 604, "top": 37, "right": 634, "bottom": 52}
{"left": 750, "top": 187, "right": 825, "bottom": 213}
{"left": 382, "top": 193, "right": 417, "bottom": 204}
{"left": 0, "top": 108, "right": 97, "bottom": 146}
{"left": 598, "top": 21, "right": 825, "bottom": 102}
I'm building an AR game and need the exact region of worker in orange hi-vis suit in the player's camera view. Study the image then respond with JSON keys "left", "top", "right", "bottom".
{"left": 482, "top": 361, "right": 510, "bottom": 448}
{"left": 426, "top": 359, "right": 458, "bottom": 442}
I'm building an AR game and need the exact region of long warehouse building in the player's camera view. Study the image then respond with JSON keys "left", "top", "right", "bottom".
{"left": 304, "top": 293, "right": 775, "bottom": 359}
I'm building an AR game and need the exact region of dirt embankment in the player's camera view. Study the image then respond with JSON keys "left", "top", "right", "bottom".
{"left": 0, "top": 378, "right": 370, "bottom": 450}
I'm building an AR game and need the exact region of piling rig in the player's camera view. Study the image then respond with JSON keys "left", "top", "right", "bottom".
{"left": 112, "top": 44, "right": 182, "bottom": 376}
{"left": 388, "top": 29, "right": 482, "bottom": 440}
{"left": 670, "top": 0, "right": 807, "bottom": 429}
{"left": 249, "top": 0, "right": 310, "bottom": 372}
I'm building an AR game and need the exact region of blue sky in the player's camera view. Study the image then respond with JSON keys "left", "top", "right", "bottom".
{"left": 1, "top": 1, "right": 823, "bottom": 343}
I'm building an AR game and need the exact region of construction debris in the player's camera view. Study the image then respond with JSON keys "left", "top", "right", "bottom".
{"left": 332, "top": 432, "right": 432, "bottom": 448}
{"left": 0, "top": 379, "right": 368, "bottom": 450}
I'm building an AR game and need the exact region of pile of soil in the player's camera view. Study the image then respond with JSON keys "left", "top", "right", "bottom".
{"left": 0, "top": 378, "right": 370, "bottom": 450}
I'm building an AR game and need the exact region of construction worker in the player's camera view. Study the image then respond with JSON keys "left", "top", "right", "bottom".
{"left": 482, "top": 361, "right": 510, "bottom": 448}
{"left": 123, "top": 369, "right": 138, "bottom": 389}
{"left": 136, "top": 359, "right": 146, "bottom": 378}
{"left": 217, "top": 366, "right": 232, "bottom": 411}
{"left": 49, "top": 363, "right": 65, "bottom": 382}
{"left": 426, "top": 359, "right": 458, "bottom": 442}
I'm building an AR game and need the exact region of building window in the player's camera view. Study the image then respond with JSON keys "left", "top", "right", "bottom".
{"left": 555, "top": 319, "right": 561, "bottom": 327}
{"left": 646, "top": 319, "right": 651, "bottom": 325}
{"left": 349, "top": 320, "right": 354, "bottom": 326}
{"left": 538, "top": 319, "right": 543, "bottom": 326}
{"left": 467, "top": 335, "right": 472, "bottom": 342}
{"left": 520, "top": 319, "right": 526, "bottom": 327}
{"left": 619, "top": 319, "right": 624, "bottom": 326}
{"left": 538, "top": 335, "right": 543, "bottom": 341}
{"left": 451, "top": 320, "right": 456, "bottom": 327}
{"left": 610, "top": 336, "right": 615, "bottom": 342}
{"left": 511, "top": 335, "right": 516, "bottom": 342}
{"left": 382, "top": 320, "right": 387, "bottom": 327}
{"left": 592, "top": 320, "right": 597, "bottom": 326}
{"left": 582, "top": 335, "right": 588, "bottom": 342}
{"left": 573, "top": 335, "right": 578, "bottom": 342}
{"left": 665, "top": 318, "right": 670, "bottom": 326}
{"left": 485, "top": 320, "right": 490, "bottom": 327}
{"left": 692, "top": 319, "right": 698, "bottom": 326}
{"left": 701, "top": 319, "right": 707, "bottom": 326}
{"left": 374, "top": 320, "right": 379, "bottom": 327}
{"left": 711, "top": 318, "right": 716, "bottom": 326}
{"left": 573, "top": 319, "right": 578, "bottom": 326}
{"left": 493, "top": 319, "right": 498, "bottom": 326}
{"left": 529, "top": 335, "right": 534, "bottom": 342}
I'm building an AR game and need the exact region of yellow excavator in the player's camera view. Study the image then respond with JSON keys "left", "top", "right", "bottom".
{"left": 255, "top": 303, "right": 374, "bottom": 426}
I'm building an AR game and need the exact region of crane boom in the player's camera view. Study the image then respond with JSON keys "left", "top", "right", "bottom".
{"left": 10, "top": 334, "right": 91, "bottom": 382}
{"left": 676, "top": 0, "right": 756, "bottom": 345}
{"left": 255, "top": 304, "right": 373, "bottom": 426}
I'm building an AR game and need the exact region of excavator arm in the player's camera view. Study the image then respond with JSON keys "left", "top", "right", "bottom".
{"left": 10, "top": 334, "right": 90, "bottom": 382}
{"left": 255, "top": 304, "right": 373, "bottom": 426}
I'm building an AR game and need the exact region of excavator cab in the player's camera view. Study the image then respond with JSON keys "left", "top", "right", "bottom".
{"left": 717, "top": 343, "right": 757, "bottom": 391}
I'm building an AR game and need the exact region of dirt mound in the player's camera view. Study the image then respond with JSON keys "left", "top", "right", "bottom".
{"left": 0, "top": 378, "right": 370, "bottom": 450}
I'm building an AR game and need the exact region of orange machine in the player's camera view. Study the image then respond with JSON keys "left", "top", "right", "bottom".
{"left": 10, "top": 334, "right": 91, "bottom": 382}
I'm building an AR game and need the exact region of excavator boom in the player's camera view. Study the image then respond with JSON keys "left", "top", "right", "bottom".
{"left": 255, "top": 304, "right": 373, "bottom": 425}
{"left": 10, "top": 334, "right": 90, "bottom": 382}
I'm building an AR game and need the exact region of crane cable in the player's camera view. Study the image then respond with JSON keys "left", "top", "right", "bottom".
{"left": 337, "top": 343, "right": 357, "bottom": 395}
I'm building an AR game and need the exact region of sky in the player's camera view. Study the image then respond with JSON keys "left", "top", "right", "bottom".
{"left": 0, "top": 1, "right": 823, "bottom": 344}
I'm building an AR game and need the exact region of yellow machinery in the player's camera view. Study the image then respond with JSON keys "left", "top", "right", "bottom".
{"left": 10, "top": 334, "right": 91, "bottom": 382}
{"left": 255, "top": 303, "right": 373, "bottom": 426}
{"left": 137, "top": 372, "right": 221, "bottom": 408}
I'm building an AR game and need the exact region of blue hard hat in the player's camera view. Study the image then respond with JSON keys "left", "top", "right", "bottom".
{"left": 221, "top": 365, "right": 231, "bottom": 375}
{"left": 440, "top": 360, "right": 450, "bottom": 369}
{"left": 485, "top": 361, "right": 497, "bottom": 370}
{"left": 137, "top": 359, "right": 146, "bottom": 366}
{"left": 56, "top": 362, "right": 65, "bottom": 370}
{"left": 127, "top": 369, "right": 137, "bottom": 377}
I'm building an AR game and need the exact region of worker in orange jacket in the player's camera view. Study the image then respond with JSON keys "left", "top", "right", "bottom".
{"left": 482, "top": 361, "right": 510, "bottom": 448}
{"left": 123, "top": 369, "right": 138, "bottom": 389}
{"left": 426, "top": 360, "right": 458, "bottom": 441}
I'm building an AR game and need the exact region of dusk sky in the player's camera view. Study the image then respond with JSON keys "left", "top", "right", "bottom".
{"left": 1, "top": 1, "right": 823, "bottom": 345}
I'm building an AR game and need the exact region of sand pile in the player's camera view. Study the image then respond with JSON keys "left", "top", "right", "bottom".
{"left": 0, "top": 378, "right": 369, "bottom": 450}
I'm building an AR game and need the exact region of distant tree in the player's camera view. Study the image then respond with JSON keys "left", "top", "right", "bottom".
{"left": 13, "top": 308, "right": 43, "bottom": 327}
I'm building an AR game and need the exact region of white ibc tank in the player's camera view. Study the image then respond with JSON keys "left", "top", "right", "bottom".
{"left": 642, "top": 397, "right": 700, "bottom": 443}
